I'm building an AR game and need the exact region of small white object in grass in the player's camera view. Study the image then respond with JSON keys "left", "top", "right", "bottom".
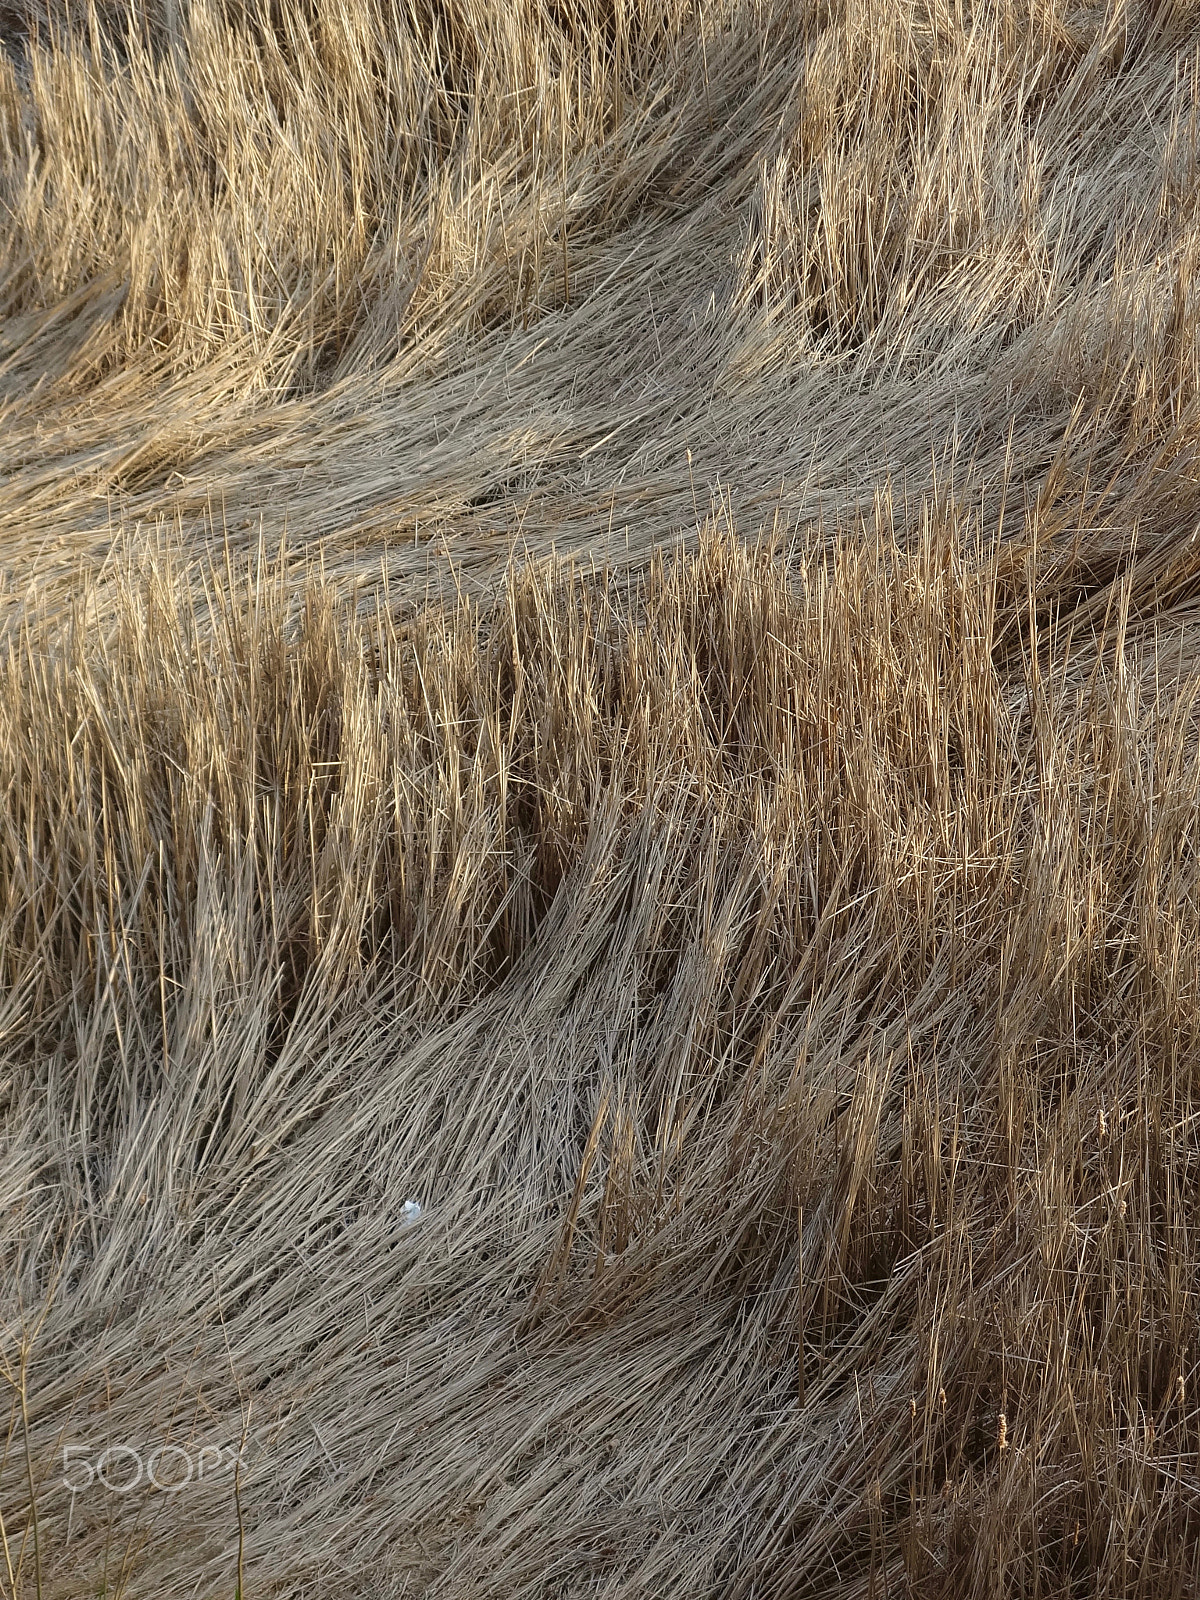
{"left": 400, "top": 1198, "right": 423, "bottom": 1227}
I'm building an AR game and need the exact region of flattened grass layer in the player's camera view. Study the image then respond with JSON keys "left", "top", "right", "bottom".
{"left": 4, "top": 1, "right": 1200, "bottom": 1595}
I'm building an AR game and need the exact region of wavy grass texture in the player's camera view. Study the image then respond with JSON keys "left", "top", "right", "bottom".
{"left": 5, "top": 0, "right": 1200, "bottom": 1596}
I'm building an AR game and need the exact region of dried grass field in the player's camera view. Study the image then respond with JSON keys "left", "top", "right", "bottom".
{"left": 4, "top": 0, "right": 1200, "bottom": 1595}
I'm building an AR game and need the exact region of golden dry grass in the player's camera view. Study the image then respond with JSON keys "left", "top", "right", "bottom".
{"left": 4, "top": 0, "right": 1200, "bottom": 1595}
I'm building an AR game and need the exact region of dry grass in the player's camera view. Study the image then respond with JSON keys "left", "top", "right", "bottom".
{"left": 4, "top": 0, "right": 1200, "bottom": 1595}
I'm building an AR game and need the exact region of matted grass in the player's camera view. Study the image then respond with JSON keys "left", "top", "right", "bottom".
{"left": 3, "top": 2, "right": 1200, "bottom": 1595}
